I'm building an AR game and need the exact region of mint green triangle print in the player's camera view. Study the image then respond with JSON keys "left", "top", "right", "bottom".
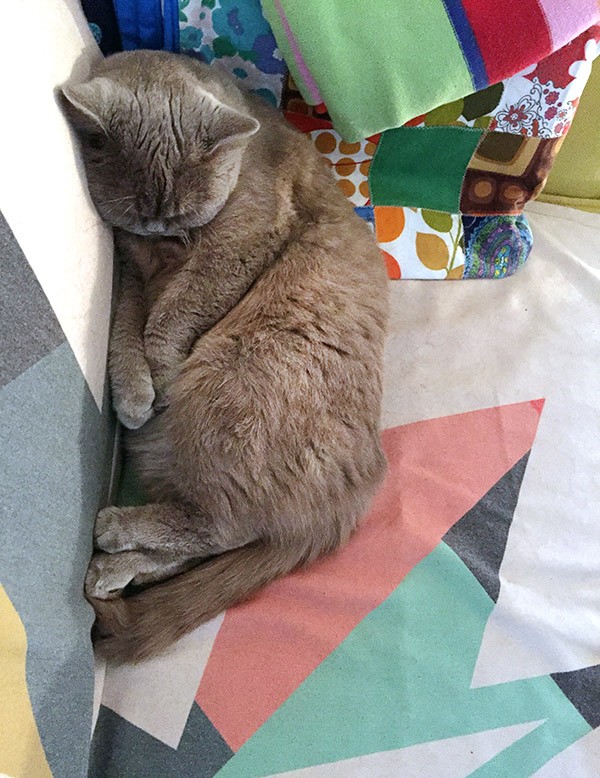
{"left": 216, "top": 543, "right": 590, "bottom": 777}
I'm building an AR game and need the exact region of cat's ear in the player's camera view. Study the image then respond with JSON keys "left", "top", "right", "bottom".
{"left": 206, "top": 101, "right": 260, "bottom": 153}
{"left": 60, "top": 78, "right": 116, "bottom": 131}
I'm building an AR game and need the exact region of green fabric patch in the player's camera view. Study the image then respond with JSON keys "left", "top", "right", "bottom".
{"left": 261, "top": 0, "right": 472, "bottom": 140}
{"left": 462, "top": 83, "right": 505, "bottom": 122}
{"left": 218, "top": 543, "right": 589, "bottom": 777}
{"left": 370, "top": 126, "right": 483, "bottom": 213}
{"left": 476, "top": 131, "right": 524, "bottom": 163}
{"left": 539, "top": 59, "right": 600, "bottom": 213}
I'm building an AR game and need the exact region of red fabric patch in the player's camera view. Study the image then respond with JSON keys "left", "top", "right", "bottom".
{"left": 405, "top": 114, "right": 427, "bottom": 127}
{"left": 462, "top": 0, "right": 553, "bottom": 85}
{"left": 526, "top": 24, "right": 600, "bottom": 88}
{"left": 284, "top": 111, "right": 333, "bottom": 132}
{"left": 382, "top": 250, "right": 401, "bottom": 279}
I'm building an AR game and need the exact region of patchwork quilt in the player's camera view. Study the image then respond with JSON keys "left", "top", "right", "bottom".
{"left": 177, "top": 1, "right": 600, "bottom": 279}
{"left": 279, "top": 23, "right": 600, "bottom": 280}
{"left": 261, "top": 0, "right": 600, "bottom": 138}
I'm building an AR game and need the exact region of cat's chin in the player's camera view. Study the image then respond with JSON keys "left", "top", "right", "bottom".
{"left": 133, "top": 229, "right": 179, "bottom": 238}
{"left": 113, "top": 210, "right": 222, "bottom": 236}
{"left": 118, "top": 225, "right": 190, "bottom": 239}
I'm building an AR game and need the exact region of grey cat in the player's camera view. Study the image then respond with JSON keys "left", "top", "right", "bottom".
{"left": 61, "top": 50, "right": 389, "bottom": 663}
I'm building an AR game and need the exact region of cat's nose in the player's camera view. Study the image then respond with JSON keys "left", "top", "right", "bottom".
{"left": 143, "top": 219, "right": 164, "bottom": 234}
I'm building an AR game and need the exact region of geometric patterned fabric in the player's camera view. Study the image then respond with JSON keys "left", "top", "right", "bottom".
{"left": 89, "top": 201, "right": 600, "bottom": 777}
{"left": 0, "top": 210, "right": 114, "bottom": 778}
{"left": 0, "top": 4, "right": 116, "bottom": 774}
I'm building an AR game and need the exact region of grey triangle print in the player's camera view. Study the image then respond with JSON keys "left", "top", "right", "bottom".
{"left": 552, "top": 665, "right": 600, "bottom": 730}
{"left": 89, "top": 703, "right": 234, "bottom": 778}
{"left": 444, "top": 452, "right": 530, "bottom": 602}
{"left": 0, "top": 209, "right": 65, "bottom": 388}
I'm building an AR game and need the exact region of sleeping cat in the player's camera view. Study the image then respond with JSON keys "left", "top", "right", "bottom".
{"left": 61, "top": 50, "right": 389, "bottom": 663}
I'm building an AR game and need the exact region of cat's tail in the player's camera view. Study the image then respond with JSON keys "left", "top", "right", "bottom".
{"left": 90, "top": 541, "right": 309, "bottom": 663}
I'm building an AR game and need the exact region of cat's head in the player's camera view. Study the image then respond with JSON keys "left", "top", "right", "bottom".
{"left": 60, "top": 52, "right": 259, "bottom": 237}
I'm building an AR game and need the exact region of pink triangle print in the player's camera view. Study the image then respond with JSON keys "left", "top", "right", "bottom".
{"left": 196, "top": 400, "right": 543, "bottom": 750}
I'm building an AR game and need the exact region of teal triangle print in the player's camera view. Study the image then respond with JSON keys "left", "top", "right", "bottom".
{"left": 216, "top": 543, "right": 590, "bottom": 777}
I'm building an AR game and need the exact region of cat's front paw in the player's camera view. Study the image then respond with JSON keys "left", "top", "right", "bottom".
{"left": 113, "top": 379, "right": 156, "bottom": 430}
{"left": 86, "top": 552, "right": 136, "bottom": 600}
{"left": 95, "top": 507, "right": 135, "bottom": 553}
{"left": 86, "top": 550, "right": 162, "bottom": 600}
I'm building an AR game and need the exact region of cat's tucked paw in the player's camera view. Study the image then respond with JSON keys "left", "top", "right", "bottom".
{"left": 95, "top": 507, "right": 136, "bottom": 553}
{"left": 113, "top": 380, "right": 156, "bottom": 430}
{"left": 85, "top": 550, "right": 163, "bottom": 600}
{"left": 149, "top": 367, "right": 177, "bottom": 411}
{"left": 86, "top": 552, "right": 139, "bottom": 600}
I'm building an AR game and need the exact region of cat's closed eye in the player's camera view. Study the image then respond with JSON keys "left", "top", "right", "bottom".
{"left": 83, "top": 132, "right": 108, "bottom": 151}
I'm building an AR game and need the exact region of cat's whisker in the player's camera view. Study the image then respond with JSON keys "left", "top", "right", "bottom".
{"left": 184, "top": 206, "right": 206, "bottom": 228}
{"left": 100, "top": 196, "right": 136, "bottom": 206}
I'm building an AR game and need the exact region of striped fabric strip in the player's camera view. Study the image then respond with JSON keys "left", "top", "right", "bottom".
{"left": 162, "top": 0, "right": 180, "bottom": 52}
{"left": 261, "top": 0, "right": 472, "bottom": 140}
{"left": 537, "top": 0, "right": 600, "bottom": 50}
{"left": 461, "top": 0, "right": 553, "bottom": 85}
{"left": 272, "top": 0, "right": 323, "bottom": 105}
{"left": 441, "top": 0, "right": 488, "bottom": 91}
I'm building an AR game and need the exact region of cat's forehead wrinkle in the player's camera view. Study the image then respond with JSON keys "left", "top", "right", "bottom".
{"left": 121, "top": 84, "right": 199, "bottom": 158}
{"left": 165, "top": 88, "right": 186, "bottom": 156}
{"left": 89, "top": 54, "right": 244, "bottom": 153}
{"left": 105, "top": 87, "right": 186, "bottom": 168}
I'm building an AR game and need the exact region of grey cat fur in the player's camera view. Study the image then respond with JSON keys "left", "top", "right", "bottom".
{"left": 61, "top": 50, "right": 389, "bottom": 663}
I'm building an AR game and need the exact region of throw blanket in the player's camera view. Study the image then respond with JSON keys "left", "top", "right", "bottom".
{"left": 261, "top": 0, "right": 600, "bottom": 139}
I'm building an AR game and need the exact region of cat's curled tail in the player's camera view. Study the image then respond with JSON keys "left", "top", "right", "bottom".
{"left": 91, "top": 540, "right": 311, "bottom": 663}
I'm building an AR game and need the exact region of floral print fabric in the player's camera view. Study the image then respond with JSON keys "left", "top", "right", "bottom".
{"left": 179, "top": 0, "right": 285, "bottom": 106}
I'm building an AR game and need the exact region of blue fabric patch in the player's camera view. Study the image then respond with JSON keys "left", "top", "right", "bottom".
{"left": 180, "top": 25, "right": 203, "bottom": 51}
{"left": 163, "top": 0, "right": 180, "bottom": 52}
{"left": 251, "top": 87, "right": 278, "bottom": 106}
{"left": 441, "top": 0, "right": 488, "bottom": 91}
{"left": 89, "top": 22, "right": 103, "bottom": 45}
{"left": 355, "top": 206, "right": 375, "bottom": 226}
{"left": 113, "top": 0, "right": 163, "bottom": 50}
{"left": 462, "top": 214, "right": 533, "bottom": 279}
